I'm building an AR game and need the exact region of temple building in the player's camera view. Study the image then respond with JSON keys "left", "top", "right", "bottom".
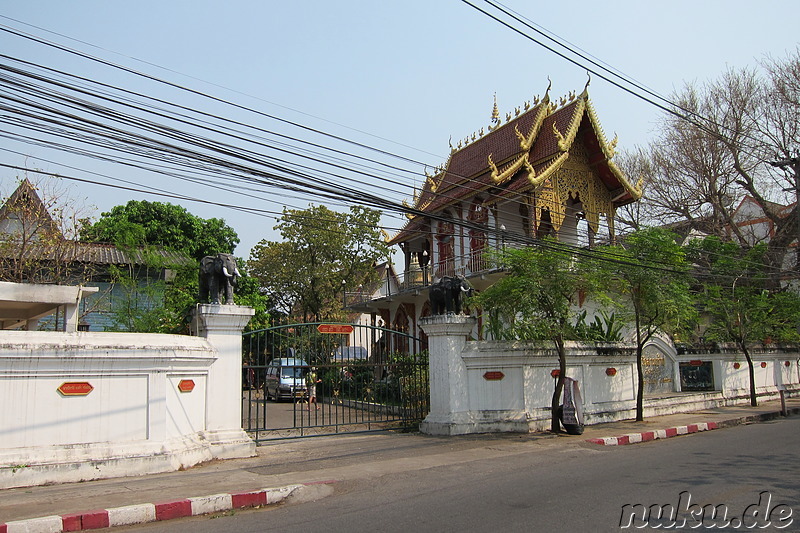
{"left": 349, "top": 82, "right": 643, "bottom": 348}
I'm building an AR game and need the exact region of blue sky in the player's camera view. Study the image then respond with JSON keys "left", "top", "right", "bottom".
{"left": 1, "top": 1, "right": 799, "bottom": 257}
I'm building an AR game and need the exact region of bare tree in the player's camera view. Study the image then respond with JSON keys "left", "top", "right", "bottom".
{"left": 0, "top": 175, "right": 94, "bottom": 284}
{"left": 626, "top": 49, "right": 800, "bottom": 280}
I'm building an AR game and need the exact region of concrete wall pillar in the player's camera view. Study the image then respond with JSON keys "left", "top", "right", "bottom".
{"left": 193, "top": 304, "right": 256, "bottom": 458}
{"left": 419, "top": 314, "right": 476, "bottom": 435}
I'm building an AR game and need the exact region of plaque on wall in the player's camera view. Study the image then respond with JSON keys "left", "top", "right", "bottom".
{"left": 679, "top": 361, "right": 714, "bottom": 391}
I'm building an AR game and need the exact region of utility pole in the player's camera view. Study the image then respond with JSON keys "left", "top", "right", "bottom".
{"left": 769, "top": 156, "right": 800, "bottom": 274}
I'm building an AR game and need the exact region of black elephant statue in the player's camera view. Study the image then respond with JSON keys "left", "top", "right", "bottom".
{"left": 199, "top": 253, "right": 241, "bottom": 304}
{"left": 429, "top": 275, "right": 473, "bottom": 315}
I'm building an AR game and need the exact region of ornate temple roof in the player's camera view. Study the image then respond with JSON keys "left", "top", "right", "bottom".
{"left": 391, "top": 83, "right": 642, "bottom": 244}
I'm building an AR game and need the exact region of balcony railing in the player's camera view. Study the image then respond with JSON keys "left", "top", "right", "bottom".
{"left": 346, "top": 248, "right": 500, "bottom": 306}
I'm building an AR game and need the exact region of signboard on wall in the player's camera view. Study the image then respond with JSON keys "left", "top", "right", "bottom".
{"left": 679, "top": 361, "right": 714, "bottom": 391}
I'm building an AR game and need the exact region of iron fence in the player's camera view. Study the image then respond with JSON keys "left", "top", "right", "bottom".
{"left": 242, "top": 322, "right": 428, "bottom": 441}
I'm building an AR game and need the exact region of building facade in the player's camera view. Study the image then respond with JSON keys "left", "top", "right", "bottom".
{"left": 351, "top": 83, "right": 643, "bottom": 346}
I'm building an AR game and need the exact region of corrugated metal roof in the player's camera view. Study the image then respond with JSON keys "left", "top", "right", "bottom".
{"left": 0, "top": 240, "right": 193, "bottom": 266}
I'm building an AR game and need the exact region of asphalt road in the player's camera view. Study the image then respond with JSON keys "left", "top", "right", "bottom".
{"left": 117, "top": 417, "right": 800, "bottom": 532}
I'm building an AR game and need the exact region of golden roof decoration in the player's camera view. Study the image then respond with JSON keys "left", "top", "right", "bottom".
{"left": 487, "top": 81, "right": 553, "bottom": 185}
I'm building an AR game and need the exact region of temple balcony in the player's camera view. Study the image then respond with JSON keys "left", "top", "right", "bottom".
{"left": 345, "top": 247, "right": 507, "bottom": 312}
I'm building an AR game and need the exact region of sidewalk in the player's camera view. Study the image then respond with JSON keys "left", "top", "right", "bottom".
{"left": 2, "top": 397, "right": 798, "bottom": 532}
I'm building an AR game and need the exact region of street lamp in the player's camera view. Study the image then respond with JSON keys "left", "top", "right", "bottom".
{"left": 341, "top": 279, "right": 347, "bottom": 310}
{"left": 500, "top": 224, "right": 506, "bottom": 268}
{"left": 385, "top": 262, "right": 392, "bottom": 298}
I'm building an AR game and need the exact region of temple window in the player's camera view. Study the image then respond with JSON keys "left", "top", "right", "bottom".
{"left": 435, "top": 216, "right": 455, "bottom": 277}
{"left": 467, "top": 199, "right": 489, "bottom": 273}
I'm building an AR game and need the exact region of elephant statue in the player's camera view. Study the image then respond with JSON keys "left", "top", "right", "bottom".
{"left": 199, "top": 253, "right": 241, "bottom": 304}
{"left": 428, "top": 275, "right": 473, "bottom": 315}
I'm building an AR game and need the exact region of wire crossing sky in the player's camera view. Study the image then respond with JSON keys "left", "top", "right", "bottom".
{"left": 1, "top": 1, "right": 798, "bottom": 258}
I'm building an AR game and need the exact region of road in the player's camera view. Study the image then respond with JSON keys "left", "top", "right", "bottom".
{"left": 117, "top": 417, "right": 800, "bottom": 532}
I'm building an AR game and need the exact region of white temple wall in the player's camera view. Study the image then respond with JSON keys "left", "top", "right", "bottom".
{"left": 0, "top": 305, "right": 255, "bottom": 489}
{"left": 420, "top": 315, "right": 800, "bottom": 436}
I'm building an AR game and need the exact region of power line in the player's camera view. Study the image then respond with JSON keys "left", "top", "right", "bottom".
{"left": 0, "top": 16, "right": 793, "bottom": 280}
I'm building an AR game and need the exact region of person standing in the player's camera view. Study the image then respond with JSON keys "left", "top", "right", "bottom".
{"left": 307, "top": 367, "right": 322, "bottom": 410}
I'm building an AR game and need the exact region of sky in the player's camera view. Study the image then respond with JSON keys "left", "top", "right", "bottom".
{"left": 1, "top": 1, "right": 799, "bottom": 258}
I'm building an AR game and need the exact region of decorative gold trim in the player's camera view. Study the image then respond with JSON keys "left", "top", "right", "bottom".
{"left": 552, "top": 121, "right": 566, "bottom": 152}
{"left": 554, "top": 94, "right": 587, "bottom": 152}
{"left": 607, "top": 133, "right": 618, "bottom": 159}
{"left": 487, "top": 89, "right": 551, "bottom": 185}
{"left": 529, "top": 152, "right": 569, "bottom": 187}
{"left": 583, "top": 97, "right": 643, "bottom": 200}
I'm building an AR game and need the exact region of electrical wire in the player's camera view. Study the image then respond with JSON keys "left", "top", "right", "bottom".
{"left": 0, "top": 14, "right": 795, "bottom": 280}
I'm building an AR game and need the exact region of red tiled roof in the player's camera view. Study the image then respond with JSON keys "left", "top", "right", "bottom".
{"left": 391, "top": 90, "right": 640, "bottom": 245}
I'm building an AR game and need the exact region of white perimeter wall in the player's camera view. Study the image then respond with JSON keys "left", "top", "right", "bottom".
{"left": 0, "top": 331, "right": 212, "bottom": 450}
{"left": 420, "top": 316, "right": 800, "bottom": 435}
{"left": 0, "top": 304, "right": 255, "bottom": 489}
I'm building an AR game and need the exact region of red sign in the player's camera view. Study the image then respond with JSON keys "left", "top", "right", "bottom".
{"left": 550, "top": 369, "right": 560, "bottom": 378}
{"left": 689, "top": 360, "right": 704, "bottom": 367}
{"left": 178, "top": 379, "right": 195, "bottom": 393}
{"left": 317, "top": 324, "right": 354, "bottom": 334}
{"left": 483, "top": 371, "right": 505, "bottom": 381}
{"left": 605, "top": 367, "right": 618, "bottom": 377}
{"left": 58, "top": 382, "right": 93, "bottom": 396}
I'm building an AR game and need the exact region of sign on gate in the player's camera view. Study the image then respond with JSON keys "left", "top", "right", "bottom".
{"left": 317, "top": 324, "right": 354, "bottom": 334}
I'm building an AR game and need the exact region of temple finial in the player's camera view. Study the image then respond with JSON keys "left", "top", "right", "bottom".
{"left": 491, "top": 92, "right": 500, "bottom": 124}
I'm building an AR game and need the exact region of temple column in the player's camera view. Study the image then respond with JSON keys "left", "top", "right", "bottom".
{"left": 419, "top": 314, "right": 477, "bottom": 435}
{"left": 193, "top": 304, "right": 256, "bottom": 459}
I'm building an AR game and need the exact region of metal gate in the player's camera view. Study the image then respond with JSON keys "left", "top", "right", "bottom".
{"left": 242, "top": 322, "right": 428, "bottom": 441}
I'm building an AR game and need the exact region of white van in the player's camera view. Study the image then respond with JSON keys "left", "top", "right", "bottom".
{"left": 265, "top": 357, "right": 309, "bottom": 401}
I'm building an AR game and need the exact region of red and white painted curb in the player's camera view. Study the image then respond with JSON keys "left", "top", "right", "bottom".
{"left": 585, "top": 421, "right": 719, "bottom": 446}
{"left": 0, "top": 482, "right": 334, "bottom": 533}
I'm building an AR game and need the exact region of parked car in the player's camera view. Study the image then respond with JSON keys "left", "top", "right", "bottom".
{"left": 265, "top": 357, "right": 309, "bottom": 401}
{"left": 333, "top": 346, "right": 368, "bottom": 362}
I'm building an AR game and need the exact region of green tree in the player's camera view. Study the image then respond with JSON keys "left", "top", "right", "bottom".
{"left": 687, "top": 236, "right": 800, "bottom": 406}
{"left": 471, "top": 240, "right": 605, "bottom": 433}
{"left": 232, "top": 259, "right": 272, "bottom": 331}
{"left": 80, "top": 200, "right": 239, "bottom": 260}
{"left": 105, "top": 248, "right": 191, "bottom": 333}
{"left": 248, "top": 205, "right": 390, "bottom": 322}
{"left": 597, "top": 227, "right": 696, "bottom": 421}
{"left": 81, "top": 200, "right": 251, "bottom": 333}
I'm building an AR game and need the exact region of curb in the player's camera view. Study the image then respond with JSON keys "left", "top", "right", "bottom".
{"left": 585, "top": 421, "right": 719, "bottom": 446}
{"left": 585, "top": 407, "right": 800, "bottom": 446}
{"left": 0, "top": 481, "right": 335, "bottom": 533}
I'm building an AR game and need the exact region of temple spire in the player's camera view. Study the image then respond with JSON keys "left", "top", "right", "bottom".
{"left": 490, "top": 93, "right": 500, "bottom": 124}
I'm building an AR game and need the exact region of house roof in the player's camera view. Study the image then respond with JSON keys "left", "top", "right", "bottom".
{"left": 391, "top": 84, "right": 642, "bottom": 244}
{"left": 69, "top": 243, "right": 191, "bottom": 265}
{"left": 0, "top": 178, "right": 62, "bottom": 238}
{"left": 0, "top": 180, "right": 192, "bottom": 268}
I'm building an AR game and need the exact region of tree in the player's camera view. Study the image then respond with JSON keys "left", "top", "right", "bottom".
{"left": 0, "top": 177, "right": 94, "bottom": 284}
{"left": 597, "top": 227, "right": 695, "bottom": 421}
{"left": 627, "top": 50, "right": 800, "bottom": 280}
{"left": 687, "top": 236, "right": 800, "bottom": 406}
{"left": 248, "top": 205, "right": 390, "bottom": 322}
{"left": 81, "top": 200, "right": 250, "bottom": 333}
{"left": 232, "top": 259, "right": 272, "bottom": 332}
{"left": 80, "top": 200, "right": 239, "bottom": 260}
{"left": 471, "top": 240, "right": 605, "bottom": 433}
